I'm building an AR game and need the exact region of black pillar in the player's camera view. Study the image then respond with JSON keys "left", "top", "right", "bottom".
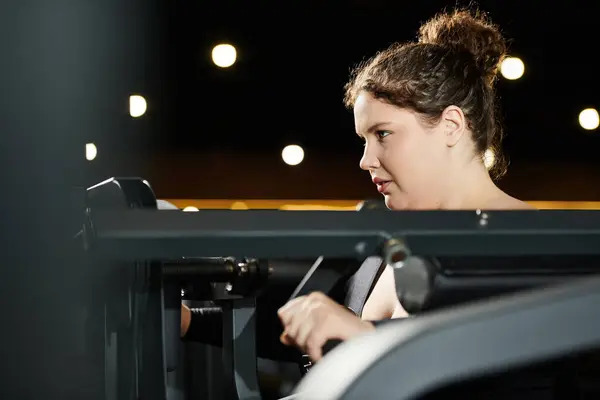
{"left": 0, "top": 1, "right": 161, "bottom": 398}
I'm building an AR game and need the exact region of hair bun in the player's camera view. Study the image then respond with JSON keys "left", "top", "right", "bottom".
{"left": 418, "top": 9, "right": 507, "bottom": 86}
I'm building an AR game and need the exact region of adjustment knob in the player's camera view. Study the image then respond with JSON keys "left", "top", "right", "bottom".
{"left": 393, "top": 256, "right": 436, "bottom": 313}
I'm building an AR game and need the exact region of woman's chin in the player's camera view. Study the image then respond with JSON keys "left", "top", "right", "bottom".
{"left": 384, "top": 194, "right": 408, "bottom": 211}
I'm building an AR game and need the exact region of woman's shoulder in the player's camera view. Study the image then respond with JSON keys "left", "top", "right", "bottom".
{"left": 487, "top": 193, "right": 537, "bottom": 210}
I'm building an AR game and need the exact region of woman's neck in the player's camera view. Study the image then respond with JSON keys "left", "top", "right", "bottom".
{"left": 437, "top": 162, "right": 503, "bottom": 210}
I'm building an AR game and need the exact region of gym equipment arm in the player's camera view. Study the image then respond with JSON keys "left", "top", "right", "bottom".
{"left": 293, "top": 276, "right": 600, "bottom": 399}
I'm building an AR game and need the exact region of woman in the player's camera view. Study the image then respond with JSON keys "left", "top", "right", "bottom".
{"left": 181, "top": 8, "right": 533, "bottom": 361}
{"left": 277, "top": 8, "right": 534, "bottom": 362}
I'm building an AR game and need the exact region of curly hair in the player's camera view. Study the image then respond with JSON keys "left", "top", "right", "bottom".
{"left": 344, "top": 9, "right": 508, "bottom": 179}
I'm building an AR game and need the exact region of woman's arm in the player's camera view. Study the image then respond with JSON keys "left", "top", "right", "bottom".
{"left": 361, "top": 265, "right": 408, "bottom": 321}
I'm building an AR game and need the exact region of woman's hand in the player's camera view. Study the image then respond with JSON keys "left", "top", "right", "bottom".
{"left": 277, "top": 292, "right": 375, "bottom": 361}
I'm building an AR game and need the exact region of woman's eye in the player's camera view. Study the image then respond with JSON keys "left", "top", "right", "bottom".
{"left": 376, "top": 130, "right": 391, "bottom": 140}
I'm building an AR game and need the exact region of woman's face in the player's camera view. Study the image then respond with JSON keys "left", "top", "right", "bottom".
{"left": 354, "top": 92, "right": 456, "bottom": 210}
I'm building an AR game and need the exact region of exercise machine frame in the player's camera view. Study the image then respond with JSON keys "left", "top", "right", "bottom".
{"left": 84, "top": 208, "right": 600, "bottom": 400}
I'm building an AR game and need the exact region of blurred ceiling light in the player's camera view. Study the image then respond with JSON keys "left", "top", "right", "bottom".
{"left": 281, "top": 144, "right": 304, "bottom": 166}
{"left": 500, "top": 57, "right": 525, "bottom": 80}
{"left": 86, "top": 143, "right": 97, "bottom": 161}
{"left": 579, "top": 108, "right": 599, "bottom": 130}
{"left": 130, "top": 95, "right": 147, "bottom": 117}
{"left": 212, "top": 44, "right": 237, "bottom": 68}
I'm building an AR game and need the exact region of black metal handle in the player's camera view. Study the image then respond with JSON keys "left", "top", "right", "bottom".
{"left": 299, "top": 339, "right": 344, "bottom": 375}
{"left": 322, "top": 339, "right": 343, "bottom": 356}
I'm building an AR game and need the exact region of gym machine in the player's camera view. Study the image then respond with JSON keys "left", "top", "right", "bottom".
{"left": 84, "top": 178, "right": 364, "bottom": 400}
{"left": 82, "top": 177, "right": 600, "bottom": 400}
{"left": 293, "top": 275, "right": 600, "bottom": 399}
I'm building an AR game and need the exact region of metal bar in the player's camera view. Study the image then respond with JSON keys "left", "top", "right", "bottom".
{"left": 289, "top": 258, "right": 364, "bottom": 300}
{"left": 138, "top": 267, "right": 168, "bottom": 400}
{"left": 89, "top": 210, "right": 600, "bottom": 259}
{"left": 162, "top": 258, "right": 235, "bottom": 280}
{"left": 91, "top": 209, "right": 600, "bottom": 235}
{"left": 163, "top": 281, "right": 180, "bottom": 372}
{"left": 221, "top": 298, "right": 261, "bottom": 400}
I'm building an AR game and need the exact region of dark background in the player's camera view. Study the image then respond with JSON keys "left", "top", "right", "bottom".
{"left": 85, "top": 0, "right": 600, "bottom": 201}
{"left": 2, "top": 1, "right": 599, "bottom": 399}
